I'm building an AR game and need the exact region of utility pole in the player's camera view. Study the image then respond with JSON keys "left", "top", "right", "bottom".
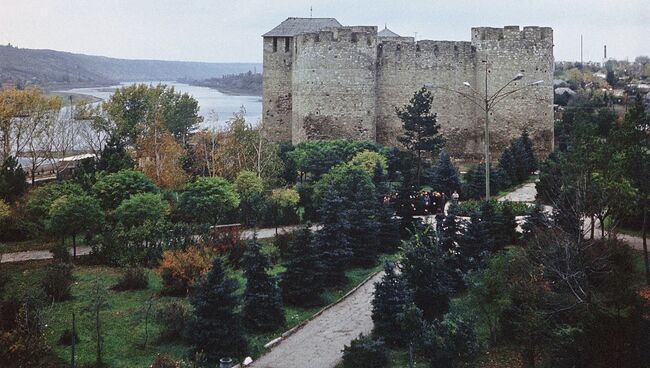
{"left": 580, "top": 34, "right": 584, "bottom": 67}
{"left": 71, "top": 311, "right": 76, "bottom": 368}
{"left": 483, "top": 60, "right": 490, "bottom": 199}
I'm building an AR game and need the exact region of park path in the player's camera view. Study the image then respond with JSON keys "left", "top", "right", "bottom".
{"left": 497, "top": 180, "right": 646, "bottom": 251}
{"left": 250, "top": 270, "right": 383, "bottom": 368}
{"left": 0, "top": 225, "right": 307, "bottom": 264}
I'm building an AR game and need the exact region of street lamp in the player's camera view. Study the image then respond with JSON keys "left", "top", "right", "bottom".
{"left": 425, "top": 66, "right": 544, "bottom": 200}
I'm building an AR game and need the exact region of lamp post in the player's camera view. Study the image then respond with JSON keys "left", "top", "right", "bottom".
{"left": 425, "top": 63, "right": 544, "bottom": 200}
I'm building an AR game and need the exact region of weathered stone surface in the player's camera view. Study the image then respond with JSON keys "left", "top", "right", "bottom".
{"left": 262, "top": 19, "right": 554, "bottom": 161}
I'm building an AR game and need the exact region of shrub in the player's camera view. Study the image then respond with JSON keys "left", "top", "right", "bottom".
{"left": 457, "top": 200, "right": 528, "bottom": 217}
{"left": 341, "top": 334, "right": 388, "bottom": 368}
{"left": 113, "top": 267, "right": 149, "bottom": 291}
{"left": 155, "top": 302, "right": 190, "bottom": 341}
{"left": 50, "top": 243, "right": 71, "bottom": 264}
{"left": 150, "top": 354, "right": 190, "bottom": 368}
{"left": 274, "top": 230, "right": 295, "bottom": 257}
{"left": 158, "top": 248, "right": 210, "bottom": 296}
{"left": 41, "top": 263, "right": 74, "bottom": 302}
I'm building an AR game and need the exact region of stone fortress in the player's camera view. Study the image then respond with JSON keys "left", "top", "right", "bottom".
{"left": 262, "top": 17, "right": 554, "bottom": 160}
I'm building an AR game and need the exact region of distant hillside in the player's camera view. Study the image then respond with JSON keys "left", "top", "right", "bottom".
{"left": 186, "top": 71, "right": 262, "bottom": 96}
{"left": 0, "top": 44, "right": 261, "bottom": 90}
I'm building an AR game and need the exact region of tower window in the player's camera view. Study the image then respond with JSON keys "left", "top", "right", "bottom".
{"left": 285, "top": 37, "right": 290, "bottom": 52}
{"left": 273, "top": 37, "right": 278, "bottom": 52}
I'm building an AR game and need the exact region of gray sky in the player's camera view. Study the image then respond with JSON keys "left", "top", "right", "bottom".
{"left": 1, "top": 0, "right": 647, "bottom": 63}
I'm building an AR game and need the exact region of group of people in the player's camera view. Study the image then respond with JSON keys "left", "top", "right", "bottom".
{"left": 385, "top": 190, "right": 460, "bottom": 216}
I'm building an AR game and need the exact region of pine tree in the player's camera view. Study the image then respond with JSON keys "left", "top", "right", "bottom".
{"left": 427, "top": 150, "right": 461, "bottom": 196}
{"left": 314, "top": 188, "right": 352, "bottom": 287}
{"left": 519, "top": 129, "right": 538, "bottom": 173}
{"left": 460, "top": 211, "right": 493, "bottom": 273}
{"left": 480, "top": 201, "right": 498, "bottom": 249}
{"left": 400, "top": 227, "right": 453, "bottom": 321}
{"left": 242, "top": 237, "right": 285, "bottom": 332}
{"left": 96, "top": 136, "right": 134, "bottom": 173}
{"left": 521, "top": 203, "right": 550, "bottom": 243}
{"left": 187, "top": 257, "right": 248, "bottom": 363}
{"left": 376, "top": 201, "right": 401, "bottom": 253}
{"left": 497, "top": 147, "right": 517, "bottom": 185}
{"left": 281, "top": 225, "right": 324, "bottom": 307}
{"left": 495, "top": 202, "right": 519, "bottom": 249}
{"left": 371, "top": 262, "right": 413, "bottom": 346}
{"left": 438, "top": 201, "right": 462, "bottom": 253}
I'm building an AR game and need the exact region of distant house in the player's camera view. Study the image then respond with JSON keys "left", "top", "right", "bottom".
{"left": 554, "top": 87, "right": 577, "bottom": 105}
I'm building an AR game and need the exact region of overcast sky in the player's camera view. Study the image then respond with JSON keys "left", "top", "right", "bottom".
{"left": 1, "top": 0, "right": 647, "bottom": 63}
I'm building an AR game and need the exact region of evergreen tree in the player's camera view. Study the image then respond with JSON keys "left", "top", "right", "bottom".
{"left": 497, "top": 147, "right": 517, "bottom": 185}
{"left": 281, "top": 225, "right": 323, "bottom": 307}
{"left": 371, "top": 262, "right": 413, "bottom": 346}
{"left": 521, "top": 203, "right": 550, "bottom": 243}
{"left": 494, "top": 202, "right": 519, "bottom": 249}
{"left": 463, "top": 164, "right": 507, "bottom": 199}
{"left": 0, "top": 156, "right": 27, "bottom": 202}
{"left": 396, "top": 87, "right": 445, "bottom": 186}
{"left": 480, "top": 201, "right": 499, "bottom": 249}
{"left": 314, "top": 188, "right": 352, "bottom": 287}
{"left": 400, "top": 227, "right": 453, "bottom": 321}
{"left": 427, "top": 150, "right": 461, "bottom": 196}
{"left": 187, "top": 257, "right": 248, "bottom": 363}
{"left": 460, "top": 211, "right": 493, "bottom": 273}
{"left": 438, "top": 201, "right": 462, "bottom": 253}
{"left": 96, "top": 136, "right": 133, "bottom": 173}
{"left": 242, "top": 238, "right": 285, "bottom": 332}
{"left": 519, "top": 129, "right": 538, "bottom": 174}
{"left": 376, "top": 201, "right": 401, "bottom": 253}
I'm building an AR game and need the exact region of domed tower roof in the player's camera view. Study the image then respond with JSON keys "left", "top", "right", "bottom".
{"left": 377, "top": 25, "right": 400, "bottom": 38}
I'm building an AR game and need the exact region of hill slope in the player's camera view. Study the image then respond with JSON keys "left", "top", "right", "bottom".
{"left": 0, "top": 44, "right": 261, "bottom": 89}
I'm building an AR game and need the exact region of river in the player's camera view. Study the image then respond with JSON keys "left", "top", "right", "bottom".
{"left": 56, "top": 81, "right": 262, "bottom": 129}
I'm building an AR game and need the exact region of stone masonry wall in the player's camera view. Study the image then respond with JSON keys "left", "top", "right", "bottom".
{"left": 471, "top": 26, "right": 555, "bottom": 160}
{"left": 262, "top": 24, "right": 554, "bottom": 161}
{"left": 291, "top": 27, "right": 378, "bottom": 143}
{"left": 262, "top": 36, "right": 294, "bottom": 141}
{"left": 376, "top": 40, "right": 479, "bottom": 158}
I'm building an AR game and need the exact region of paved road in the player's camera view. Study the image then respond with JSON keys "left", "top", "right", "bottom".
{"left": 0, "top": 225, "right": 312, "bottom": 264}
{"left": 250, "top": 270, "right": 383, "bottom": 368}
{"left": 498, "top": 181, "right": 538, "bottom": 203}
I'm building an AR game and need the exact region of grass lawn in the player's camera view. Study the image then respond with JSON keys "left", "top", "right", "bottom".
{"left": 3, "top": 251, "right": 393, "bottom": 367}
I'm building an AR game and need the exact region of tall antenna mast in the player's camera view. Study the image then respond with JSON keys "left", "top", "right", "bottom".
{"left": 310, "top": 6, "right": 313, "bottom": 18}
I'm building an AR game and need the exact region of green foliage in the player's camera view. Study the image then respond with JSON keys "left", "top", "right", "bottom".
{"left": 400, "top": 226, "right": 453, "bottom": 321}
{"left": 459, "top": 211, "right": 492, "bottom": 274}
{"left": 92, "top": 169, "right": 158, "bottom": 210}
{"left": 113, "top": 267, "right": 149, "bottom": 291}
{"left": 48, "top": 194, "right": 104, "bottom": 239}
{"left": 179, "top": 176, "right": 240, "bottom": 225}
{"left": 50, "top": 242, "right": 71, "bottom": 263}
{"left": 234, "top": 170, "right": 264, "bottom": 199}
{"left": 25, "top": 181, "right": 84, "bottom": 233}
{"left": 242, "top": 238, "right": 285, "bottom": 332}
{"left": 288, "top": 139, "right": 388, "bottom": 180}
{"left": 42, "top": 263, "right": 74, "bottom": 302}
{"left": 114, "top": 192, "right": 169, "bottom": 229}
{"left": 426, "top": 150, "right": 461, "bottom": 196}
{"left": 155, "top": 301, "right": 190, "bottom": 342}
{"left": 281, "top": 226, "right": 323, "bottom": 306}
{"left": 187, "top": 257, "right": 248, "bottom": 363}
{"left": 96, "top": 135, "right": 134, "bottom": 173}
{"left": 268, "top": 188, "right": 300, "bottom": 226}
{"left": 0, "top": 156, "right": 27, "bottom": 202}
{"left": 376, "top": 202, "right": 401, "bottom": 253}
{"left": 521, "top": 203, "right": 551, "bottom": 242}
{"left": 396, "top": 87, "right": 445, "bottom": 185}
{"left": 314, "top": 188, "right": 352, "bottom": 287}
{"left": 371, "top": 262, "right": 412, "bottom": 346}
{"left": 462, "top": 164, "right": 510, "bottom": 200}
{"left": 341, "top": 334, "right": 389, "bottom": 368}
{"left": 348, "top": 149, "right": 388, "bottom": 176}
{"left": 104, "top": 83, "right": 201, "bottom": 144}
{"left": 421, "top": 313, "right": 480, "bottom": 368}
{"left": 456, "top": 199, "right": 529, "bottom": 217}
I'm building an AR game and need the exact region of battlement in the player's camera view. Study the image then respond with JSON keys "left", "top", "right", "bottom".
{"left": 296, "top": 26, "right": 377, "bottom": 44}
{"left": 471, "top": 26, "right": 553, "bottom": 43}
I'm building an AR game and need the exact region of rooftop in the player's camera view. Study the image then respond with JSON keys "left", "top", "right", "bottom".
{"left": 377, "top": 26, "right": 400, "bottom": 38}
{"left": 263, "top": 17, "right": 342, "bottom": 37}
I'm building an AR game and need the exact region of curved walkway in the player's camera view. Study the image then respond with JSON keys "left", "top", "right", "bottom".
{"left": 250, "top": 270, "right": 383, "bottom": 368}
{"left": 0, "top": 225, "right": 310, "bottom": 263}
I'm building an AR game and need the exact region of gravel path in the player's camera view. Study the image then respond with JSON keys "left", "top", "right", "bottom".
{"left": 0, "top": 225, "right": 311, "bottom": 263}
{"left": 250, "top": 270, "right": 383, "bottom": 368}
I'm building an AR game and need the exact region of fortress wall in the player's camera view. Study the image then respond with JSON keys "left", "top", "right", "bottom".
{"left": 471, "top": 26, "right": 555, "bottom": 159}
{"left": 376, "top": 40, "right": 481, "bottom": 158}
{"left": 262, "top": 36, "right": 294, "bottom": 141}
{"left": 291, "top": 27, "right": 378, "bottom": 143}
